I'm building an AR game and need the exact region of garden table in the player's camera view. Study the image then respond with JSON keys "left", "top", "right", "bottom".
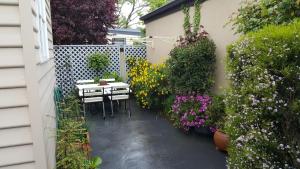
{"left": 76, "top": 82, "right": 130, "bottom": 97}
{"left": 76, "top": 82, "right": 131, "bottom": 117}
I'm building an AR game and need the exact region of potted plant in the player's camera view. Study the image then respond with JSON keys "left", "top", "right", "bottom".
{"left": 102, "top": 72, "right": 123, "bottom": 82}
{"left": 206, "top": 95, "right": 229, "bottom": 152}
{"left": 87, "top": 52, "right": 110, "bottom": 79}
{"left": 93, "top": 76, "right": 100, "bottom": 84}
{"left": 99, "top": 80, "right": 108, "bottom": 86}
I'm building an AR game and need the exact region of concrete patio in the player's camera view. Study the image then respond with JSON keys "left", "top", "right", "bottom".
{"left": 87, "top": 99, "right": 226, "bottom": 169}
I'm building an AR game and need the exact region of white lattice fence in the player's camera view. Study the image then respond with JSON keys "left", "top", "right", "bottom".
{"left": 54, "top": 45, "right": 146, "bottom": 95}
{"left": 54, "top": 45, "right": 121, "bottom": 95}
{"left": 124, "top": 45, "right": 147, "bottom": 72}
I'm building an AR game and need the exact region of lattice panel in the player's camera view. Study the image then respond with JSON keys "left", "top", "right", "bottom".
{"left": 54, "top": 46, "right": 74, "bottom": 96}
{"left": 54, "top": 45, "right": 121, "bottom": 95}
{"left": 124, "top": 45, "right": 147, "bottom": 72}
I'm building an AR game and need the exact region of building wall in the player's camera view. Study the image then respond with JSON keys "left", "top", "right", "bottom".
{"left": 0, "top": 0, "right": 55, "bottom": 168}
{"left": 107, "top": 34, "right": 141, "bottom": 45}
{"left": 145, "top": 0, "right": 241, "bottom": 93}
{"left": 32, "top": 0, "right": 56, "bottom": 168}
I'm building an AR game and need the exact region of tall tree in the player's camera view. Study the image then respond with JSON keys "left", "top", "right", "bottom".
{"left": 117, "top": 0, "right": 168, "bottom": 28}
{"left": 145, "top": 0, "right": 168, "bottom": 11}
{"left": 117, "top": 0, "right": 146, "bottom": 28}
{"left": 51, "top": 0, "right": 117, "bottom": 45}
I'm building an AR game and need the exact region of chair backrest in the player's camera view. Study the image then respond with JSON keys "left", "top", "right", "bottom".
{"left": 109, "top": 85, "right": 130, "bottom": 96}
{"left": 82, "top": 86, "right": 105, "bottom": 98}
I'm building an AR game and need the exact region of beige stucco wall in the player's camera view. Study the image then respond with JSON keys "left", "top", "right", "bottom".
{"left": 145, "top": 0, "right": 242, "bottom": 93}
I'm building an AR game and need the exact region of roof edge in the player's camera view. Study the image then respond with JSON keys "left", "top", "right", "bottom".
{"left": 140, "top": 0, "right": 197, "bottom": 23}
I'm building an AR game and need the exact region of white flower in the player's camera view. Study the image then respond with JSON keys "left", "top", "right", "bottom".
{"left": 263, "top": 163, "right": 269, "bottom": 168}
{"left": 297, "top": 158, "right": 300, "bottom": 163}
{"left": 272, "top": 81, "right": 276, "bottom": 86}
{"left": 237, "top": 135, "right": 245, "bottom": 142}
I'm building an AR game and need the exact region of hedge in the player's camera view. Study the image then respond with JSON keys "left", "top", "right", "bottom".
{"left": 225, "top": 20, "right": 300, "bottom": 169}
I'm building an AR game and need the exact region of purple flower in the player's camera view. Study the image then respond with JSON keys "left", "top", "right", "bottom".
{"left": 209, "top": 127, "right": 217, "bottom": 133}
{"left": 172, "top": 94, "right": 211, "bottom": 131}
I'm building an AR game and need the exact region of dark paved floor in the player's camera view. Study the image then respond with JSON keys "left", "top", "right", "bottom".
{"left": 87, "top": 99, "right": 227, "bottom": 169}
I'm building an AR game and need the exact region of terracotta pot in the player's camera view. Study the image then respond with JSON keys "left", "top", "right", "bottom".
{"left": 82, "top": 143, "right": 92, "bottom": 157}
{"left": 213, "top": 130, "right": 229, "bottom": 152}
{"left": 99, "top": 80, "right": 107, "bottom": 86}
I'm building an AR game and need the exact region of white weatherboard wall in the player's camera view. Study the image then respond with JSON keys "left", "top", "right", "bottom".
{"left": 145, "top": 0, "right": 242, "bottom": 93}
{"left": 0, "top": 0, "right": 56, "bottom": 169}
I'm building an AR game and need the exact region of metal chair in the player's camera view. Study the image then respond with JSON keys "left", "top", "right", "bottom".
{"left": 106, "top": 85, "right": 131, "bottom": 117}
{"left": 76, "top": 80, "right": 96, "bottom": 97}
{"left": 82, "top": 86, "right": 106, "bottom": 119}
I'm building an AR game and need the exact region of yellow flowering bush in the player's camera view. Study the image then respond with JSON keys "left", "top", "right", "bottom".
{"left": 127, "top": 58, "right": 170, "bottom": 109}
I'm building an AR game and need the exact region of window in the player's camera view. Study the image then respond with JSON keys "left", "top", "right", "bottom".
{"left": 112, "top": 38, "right": 126, "bottom": 45}
{"left": 36, "top": 0, "right": 49, "bottom": 62}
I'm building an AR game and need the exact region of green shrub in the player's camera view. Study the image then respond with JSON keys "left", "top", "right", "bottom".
{"left": 102, "top": 72, "right": 123, "bottom": 82}
{"left": 225, "top": 20, "right": 300, "bottom": 169}
{"left": 163, "top": 94, "right": 175, "bottom": 115}
{"left": 230, "top": 0, "right": 300, "bottom": 34}
{"left": 167, "top": 37, "right": 216, "bottom": 93}
{"left": 87, "top": 52, "right": 110, "bottom": 74}
{"left": 206, "top": 95, "right": 226, "bottom": 132}
{"left": 56, "top": 118, "right": 90, "bottom": 169}
{"left": 127, "top": 58, "right": 170, "bottom": 109}
{"left": 59, "top": 94, "right": 81, "bottom": 119}
{"left": 56, "top": 95, "right": 102, "bottom": 169}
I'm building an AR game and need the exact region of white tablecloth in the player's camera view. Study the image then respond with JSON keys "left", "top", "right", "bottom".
{"left": 76, "top": 78, "right": 116, "bottom": 84}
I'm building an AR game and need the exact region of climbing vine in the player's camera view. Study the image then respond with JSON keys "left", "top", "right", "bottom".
{"left": 193, "top": 0, "right": 201, "bottom": 34}
{"left": 182, "top": 0, "right": 201, "bottom": 37}
{"left": 183, "top": 6, "right": 191, "bottom": 36}
{"left": 179, "top": 0, "right": 207, "bottom": 46}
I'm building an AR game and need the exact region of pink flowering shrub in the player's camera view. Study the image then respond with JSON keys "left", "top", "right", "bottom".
{"left": 171, "top": 95, "right": 211, "bottom": 131}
